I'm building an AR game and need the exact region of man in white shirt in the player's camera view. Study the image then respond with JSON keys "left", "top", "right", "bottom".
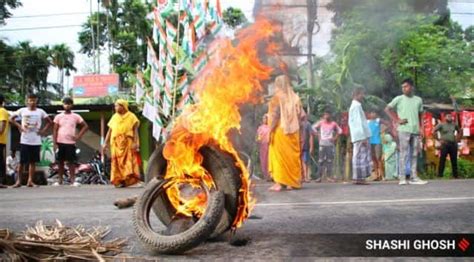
{"left": 348, "top": 87, "right": 371, "bottom": 185}
{"left": 10, "top": 94, "right": 52, "bottom": 188}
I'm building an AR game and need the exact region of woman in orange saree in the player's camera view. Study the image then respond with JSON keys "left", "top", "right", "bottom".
{"left": 268, "top": 75, "right": 303, "bottom": 191}
{"left": 103, "top": 99, "right": 141, "bottom": 187}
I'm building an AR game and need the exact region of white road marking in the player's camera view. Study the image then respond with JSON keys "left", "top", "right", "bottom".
{"left": 256, "top": 197, "right": 474, "bottom": 207}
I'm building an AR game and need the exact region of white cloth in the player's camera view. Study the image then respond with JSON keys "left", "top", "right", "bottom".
{"left": 13, "top": 108, "right": 48, "bottom": 145}
{"left": 348, "top": 100, "right": 371, "bottom": 143}
{"left": 7, "top": 156, "right": 19, "bottom": 176}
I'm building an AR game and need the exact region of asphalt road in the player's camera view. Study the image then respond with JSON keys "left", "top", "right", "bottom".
{"left": 1, "top": 179, "right": 473, "bottom": 260}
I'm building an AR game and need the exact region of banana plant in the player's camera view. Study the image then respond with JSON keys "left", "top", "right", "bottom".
{"left": 40, "top": 136, "right": 54, "bottom": 166}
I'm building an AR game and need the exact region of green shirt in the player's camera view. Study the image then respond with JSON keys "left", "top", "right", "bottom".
{"left": 434, "top": 122, "right": 459, "bottom": 143}
{"left": 388, "top": 94, "right": 423, "bottom": 134}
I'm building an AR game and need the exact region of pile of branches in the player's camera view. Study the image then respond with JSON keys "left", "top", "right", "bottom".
{"left": 0, "top": 220, "right": 127, "bottom": 261}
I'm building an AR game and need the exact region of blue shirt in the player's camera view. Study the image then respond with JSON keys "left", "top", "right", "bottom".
{"left": 368, "top": 118, "right": 381, "bottom": 145}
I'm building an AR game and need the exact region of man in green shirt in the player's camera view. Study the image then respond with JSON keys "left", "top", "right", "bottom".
{"left": 433, "top": 113, "right": 460, "bottom": 178}
{"left": 385, "top": 78, "right": 428, "bottom": 185}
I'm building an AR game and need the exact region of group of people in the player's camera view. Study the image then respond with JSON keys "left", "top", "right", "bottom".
{"left": 257, "top": 76, "right": 461, "bottom": 191}
{"left": 349, "top": 79, "right": 429, "bottom": 185}
{"left": 0, "top": 76, "right": 461, "bottom": 191}
{"left": 0, "top": 94, "right": 141, "bottom": 189}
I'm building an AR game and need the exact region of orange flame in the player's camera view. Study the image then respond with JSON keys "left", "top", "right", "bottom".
{"left": 162, "top": 18, "right": 281, "bottom": 228}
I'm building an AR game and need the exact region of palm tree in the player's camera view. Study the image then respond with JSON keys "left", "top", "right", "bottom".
{"left": 51, "top": 44, "right": 76, "bottom": 96}
{"left": 14, "top": 41, "right": 51, "bottom": 96}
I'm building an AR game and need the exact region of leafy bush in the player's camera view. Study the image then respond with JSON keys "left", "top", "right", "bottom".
{"left": 421, "top": 158, "right": 474, "bottom": 179}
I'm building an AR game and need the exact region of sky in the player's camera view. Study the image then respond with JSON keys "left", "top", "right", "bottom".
{"left": 0, "top": 0, "right": 472, "bottom": 89}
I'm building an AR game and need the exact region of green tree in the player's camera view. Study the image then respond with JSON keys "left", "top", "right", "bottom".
{"left": 78, "top": 12, "right": 109, "bottom": 57}
{"left": 78, "top": 0, "right": 152, "bottom": 87}
{"left": 0, "top": 0, "right": 22, "bottom": 25}
{"left": 382, "top": 22, "right": 472, "bottom": 99}
{"left": 51, "top": 44, "right": 76, "bottom": 96}
{"left": 222, "top": 7, "right": 247, "bottom": 28}
{"left": 0, "top": 40, "right": 18, "bottom": 92}
{"left": 14, "top": 41, "right": 51, "bottom": 95}
{"left": 323, "top": 0, "right": 472, "bottom": 103}
{"left": 465, "top": 25, "right": 474, "bottom": 42}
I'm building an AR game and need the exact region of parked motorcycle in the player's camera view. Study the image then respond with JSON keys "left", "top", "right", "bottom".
{"left": 48, "top": 150, "right": 110, "bottom": 185}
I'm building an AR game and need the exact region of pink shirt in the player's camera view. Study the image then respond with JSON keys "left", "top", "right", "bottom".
{"left": 312, "top": 120, "right": 342, "bottom": 146}
{"left": 54, "top": 112, "right": 84, "bottom": 144}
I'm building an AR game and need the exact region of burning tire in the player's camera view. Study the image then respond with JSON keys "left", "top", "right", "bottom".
{"left": 145, "top": 144, "right": 242, "bottom": 238}
{"left": 133, "top": 177, "right": 225, "bottom": 254}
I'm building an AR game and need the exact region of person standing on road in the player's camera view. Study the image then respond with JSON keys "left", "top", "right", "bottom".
{"left": 268, "top": 75, "right": 303, "bottom": 191}
{"left": 312, "top": 110, "right": 342, "bottom": 183}
{"left": 10, "top": 93, "right": 52, "bottom": 188}
{"left": 102, "top": 99, "right": 141, "bottom": 188}
{"left": 53, "top": 97, "right": 89, "bottom": 186}
{"left": 385, "top": 78, "right": 428, "bottom": 185}
{"left": 367, "top": 111, "right": 385, "bottom": 181}
{"left": 433, "top": 113, "right": 460, "bottom": 178}
{"left": 348, "top": 87, "right": 371, "bottom": 185}
{"left": 256, "top": 114, "right": 271, "bottom": 180}
{"left": 300, "top": 112, "right": 314, "bottom": 183}
{"left": 381, "top": 125, "right": 398, "bottom": 180}
{"left": 0, "top": 95, "right": 9, "bottom": 188}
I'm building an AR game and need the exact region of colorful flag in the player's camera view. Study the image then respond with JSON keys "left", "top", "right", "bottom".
{"left": 153, "top": 8, "right": 166, "bottom": 46}
{"left": 146, "top": 39, "right": 157, "bottom": 67}
{"left": 177, "top": 80, "right": 194, "bottom": 111}
{"left": 208, "top": 20, "right": 222, "bottom": 36}
{"left": 167, "top": 41, "right": 176, "bottom": 59}
{"left": 165, "top": 57, "right": 174, "bottom": 95}
{"left": 162, "top": 84, "right": 172, "bottom": 117}
{"left": 179, "top": 10, "right": 188, "bottom": 26}
{"left": 150, "top": 67, "right": 161, "bottom": 102}
{"left": 143, "top": 95, "right": 156, "bottom": 122}
{"left": 177, "top": 75, "right": 188, "bottom": 92}
{"left": 157, "top": 68, "right": 165, "bottom": 87}
{"left": 177, "top": 92, "right": 191, "bottom": 110}
{"left": 189, "top": 21, "right": 197, "bottom": 53}
{"left": 153, "top": 115, "right": 163, "bottom": 140}
{"left": 152, "top": 23, "right": 158, "bottom": 43}
{"left": 161, "top": 55, "right": 174, "bottom": 117}
{"left": 159, "top": 48, "right": 167, "bottom": 70}
{"left": 193, "top": 52, "right": 207, "bottom": 73}
{"left": 216, "top": 0, "right": 222, "bottom": 20}
{"left": 154, "top": 11, "right": 167, "bottom": 49}
{"left": 166, "top": 20, "right": 177, "bottom": 45}
{"left": 179, "top": 0, "right": 190, "bottom": 10}
{"left": 193, "top": 14, "right": 206, "bottom": 40}
{"left": 181, "top": 22, "right": 192, "bottom": 57}
{"left": 157, "top": 0, "right": 173, "bottom": 14}
{"left": 135, "top": 71, "right": 146, "bottom": 104}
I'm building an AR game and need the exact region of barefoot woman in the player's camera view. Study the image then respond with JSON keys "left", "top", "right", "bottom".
{"left": 102, "top": 99, "right": 141, "bottom": 187}
{"left": 268, "top": 75, "right": 303, "bottom": 191}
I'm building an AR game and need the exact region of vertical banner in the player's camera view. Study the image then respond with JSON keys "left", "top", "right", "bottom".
{"left": 423, "top": 112, "right": 433, "bottom": 139}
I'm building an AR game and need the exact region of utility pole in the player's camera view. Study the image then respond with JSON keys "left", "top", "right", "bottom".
{"left": 306, "top": 0, "right": 319, "bottom": 89}
{"left": 90, "top": 0, "right": 96, "bottom": 74}
{"left": 97, "top": 0, "right": 101, "bottom": 74}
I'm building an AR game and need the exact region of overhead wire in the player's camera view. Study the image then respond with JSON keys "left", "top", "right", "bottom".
{"left": 0, "top": 24, "right": 83, "bottom": 32}
{"left": 8, "top": 12, "right": 89, "bottom": 19}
